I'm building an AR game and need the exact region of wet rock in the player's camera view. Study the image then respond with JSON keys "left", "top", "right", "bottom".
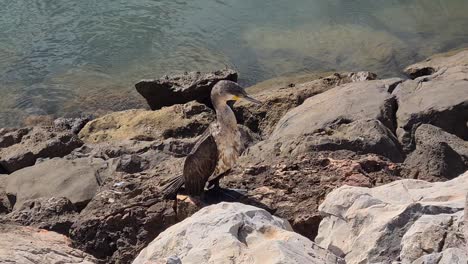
{"left": 236, "top": 71, "right": 378, "bottom": 136}
{"left": 316, "top": 171, "right": 468, "bottom": 264}
{"left": 54, "top": 116, "right": 92, "bottom": 134}
{"left": 78, "top": 102, "right": 214, "bottom": 144}
{"left": 404, "top": 124, "right": 468, "bottom": 180}
{"left": 404, "top": 49, "right": 468, "bottom": 79}
{"left": 394, "top": 50, "right": 468, "bottom": 151}
{"left": 2, "top": 197, "right": 78, "bottom": 235}
{"left": 135, "top": 69, "right": 237, "bottom": 110}
{"left": 248, "top": 78, "right": 403, "bottom": 162}
{"left": 133, "top": 202, "right": 345, "bottom": 264}
{"left": 0, "top": 224, "right": 97, "bottom": 263}
{"left": 6, "top": 157, "right": 110, "bottom": 210}
{"left": 0, "top": 126, "right": 83, "bottom": 173}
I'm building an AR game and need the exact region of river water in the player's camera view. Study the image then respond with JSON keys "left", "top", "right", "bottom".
{"left": 1, "top": 0, "right": 468, "bottom": 126}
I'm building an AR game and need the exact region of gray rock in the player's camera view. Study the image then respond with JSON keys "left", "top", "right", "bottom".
{"left": 250, "top": 78, "right": 403, "bottom": 162}
{"left": 404, "top": 124, "right": 468, "bottom": 180}
{"left": 0, "top": 224, "right": 97, "bottom": 263}
{"left": 0, "top": 127, "right": 83, "bottom": 173}
{"left": 2, "top": 197, "right": 78, "bottom": 235}
{"left": 413, "top": 248, "right": 468, "bottom": 264}
{"left": 316, "top": 171, "right": 468, "bottom": 264}
{"left": 394, "top": 51, "right": 468, "bottom": 151}
{"left": 135, "top": 69, "right": 237, "bottom": 110}
{"left": 404, "top": 49, "right": 468, "bottom": 79}
{"left": 6, "top": 157, "right": 110, "bottom": 210}
{"left": 466, "top": 194, "right": 468, "bottom": 253}
{"left": 54, "top": 116, "right": 92, "bottom": 134}
{"left": 133, "top": 202, "right": 344, "bottom": 264}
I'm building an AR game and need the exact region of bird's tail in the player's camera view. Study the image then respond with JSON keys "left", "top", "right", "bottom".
{"left": 161, "top": 175, "right": 184, "bottom": 200}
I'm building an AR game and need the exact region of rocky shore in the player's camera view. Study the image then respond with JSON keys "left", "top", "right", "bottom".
{"left": 1, "top": 49, "right": 467, "bottom": 264}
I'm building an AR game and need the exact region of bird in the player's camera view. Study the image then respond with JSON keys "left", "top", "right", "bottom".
{"left": 161, "top": 80, "right": 261, "bottom": 200}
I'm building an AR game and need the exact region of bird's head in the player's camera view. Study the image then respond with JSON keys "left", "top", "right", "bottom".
{"left": 211, "top": 80, "right": 261, "bottom": 105}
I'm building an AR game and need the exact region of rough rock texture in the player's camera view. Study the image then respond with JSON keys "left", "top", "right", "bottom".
{"left": 1, "top": 197, "right": 78, "bottom": 235}
{"left": 0, "top": 224, "right": 97, "bottom": 264}
{"left": 0, "top": 126, "right": 83, "bottom": 173}
{"left": 0, "top": 177, "right": 10, "bottom": 214}
{"left": 400, "top": 211, "right": 465, "bottom": 263}
{"left": 79, "top": 102, "right": 214, "bottom": 143}
{"left": 248, "top": 78, "right": 403, "bottom": 162}
{"left": 135, "top": 69, "right": 237, "bottom": 110}
{"left": 54, "top": 116, "right": 92, "bottom": 134}
{"left": 236, "top": 71, "right": 378, "bottom": 136}
{"left": 395, "top": 50, "right": 468, "bottom": 151}
{"left": 404, "top": 124, "right": 468, "bottom": 180}
{"left": 316, "top": 171, "right": 468, "bottom": 264}
{"left": 6, "top": 157, "right": 110, "bottom": 210}
{"left": 133, "top": 202, "right": 344, "bottom": 264}
{"left": 465, "top": 194, "right": 468, "bottom": 253}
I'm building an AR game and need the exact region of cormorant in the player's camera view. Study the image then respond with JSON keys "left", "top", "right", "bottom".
{"left": 162, "top": 80, "right": 261, "bottom": 199}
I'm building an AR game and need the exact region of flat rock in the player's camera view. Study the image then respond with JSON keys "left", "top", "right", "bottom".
{"left": 135, "top": 69, "right": 237, "bottom": 110}
{"left": 404, "top": 49, "right": 468, "bottom": 79}
{"left": 249, "top": 78, "right": 403, "bottom": 162}
{"left": 0, "top": 224, "right": 97, "bottom": 264}
{"left": 404, "top": 124, "right": 468, "bottom": 180}
{"left": 394, "top": 50, "right": 468, "bottom": 151}
{"left": 316, "top": 171, "right": 468, "bottom": 264}
{"left": 0, "top": 126, "right": 83, "bottom": 173}
{"left": 6, "top": 157, "right": 110, "bottom": 210}
{"left": 79, "top": 101, "right": 214, "bottom": 144}
{"left": 132, "top": 202, "right": 344, "bottom": 264}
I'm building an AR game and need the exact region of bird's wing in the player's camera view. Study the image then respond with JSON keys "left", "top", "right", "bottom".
{"left": 183, "top": 127, "right": 218, "bottom": 196}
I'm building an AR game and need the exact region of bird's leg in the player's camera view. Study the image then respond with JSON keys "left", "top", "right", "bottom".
{"left": 207, "top": 169, "right": 232, "bottom": 190}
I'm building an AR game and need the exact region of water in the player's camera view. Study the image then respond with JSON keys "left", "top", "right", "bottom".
{"left": 1, "top": 0, "right": 468, "bottom": 127}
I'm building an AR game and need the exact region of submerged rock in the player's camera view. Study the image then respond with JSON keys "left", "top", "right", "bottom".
{"left": 135, "top": 69, "right": 237, "bottom": 110}
{"left": 0, "top": 224, "right": 97, "bottom": 263}
{"left": 316, "top": 171, "right": 468, "bottom": 264}
{"left": 133, "top": 202, "right": 344, "bottom": 264}
{"left": 0, "top": 126, "right": 83, "bottom": 173}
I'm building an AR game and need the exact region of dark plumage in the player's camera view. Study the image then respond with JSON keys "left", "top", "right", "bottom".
{"left": 161, "top": 80, "right": 260, "bottom": 199}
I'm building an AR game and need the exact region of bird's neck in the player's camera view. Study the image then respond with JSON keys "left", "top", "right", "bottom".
{"left": 213, "top": 100, "right": 237, "bottom": 130}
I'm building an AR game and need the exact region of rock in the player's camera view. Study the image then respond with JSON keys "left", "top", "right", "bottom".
{"left": 400, "top": 211, "right": 465, "bottom": 263}
{"left": 249, "top": 78, "right": 403, "bottom": 162}
{"left": 6, "top": 157, "right": 110, "bottom": 210}
{"left": 132, "top": 202, "right": 344, "bottom": 264}
{"left": 135, "top": 69, "right": 237, "bottom": 110}
{"left": 2, "top": 197, "right": 78, "bottom": 235}
{"left": 236, "top": 71, "right": 378, "bottom": 136}
{"left": 78, "top": 102, "right": 214, "bottom": 144}
{"left": 0, "top": 126, "right": 83, "bottom": 173}
{"left": 404, "top": 124, "right": 468, "bottom": 180}
{"left": 404, "top": 49, "right": 468, "bottom": 79}
{"left": 316, "top": 171, "right": 468, "bottom": 264}
{"left": 394, "top": 50, "right": 468, "bottom": 151}
{"left": 222, "top": 151, "right": 400, "bottom": 240}
{"left": 0, "top": 177, "right": 11, "bottom": 214}
{"left": 54, "top": 116, "right": 92, "bottom": 134}
{"left": 0, "top": 224, "right": 97, "bottom": 263}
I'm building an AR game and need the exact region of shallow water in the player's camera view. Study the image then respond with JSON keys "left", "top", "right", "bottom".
{"left": 1, "top": 0, "right": 468, "bottom": 127}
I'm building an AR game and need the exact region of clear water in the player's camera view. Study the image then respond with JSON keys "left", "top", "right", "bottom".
{"left": 1, "top": 0, "right": 468, "bottom": 127}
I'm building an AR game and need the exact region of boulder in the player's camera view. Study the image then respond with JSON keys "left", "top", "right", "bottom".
{"left": 0, "top": 224, "right": 97, "bottom": 263}
{"left": 54, "top": 116, "right": 92, "bottom": 134}
{"left": 235, "top": 71, "right": 378, "bottom": 136}
{"left": 394, "top": 50, "right": 468, "bottom": 151}
{"left": 249, "top": 78, "right": 403, "bottom": 162}
{"left": 466, "top": 194, "right": 468, "bottom": 253}
{"left": 78, "top": 101, "right": 214, "bottom": 144}
{"left": 2, "top": 197, "right": 78, "bottom": 235}
{"left": 404, "top": 49, "right": 468, "bottom": 79}
{"left": 316, "top": 171, "right": 468, "bottom": 264}
{"left": 6, "top": 157, "right": 110, "bottom": 210}
{"left": 0, "top": 126, "right": 83, "bottom": 173}
{"left": 135, "top": 69, "right": 237, "bottom": 110}
{"left": 132, "top": 202, "right": 344, "bottom": 264}
{"left": 0, "top": 177, "right": 10, "bottom": 214}
{"left": 404, "top": 124, "right": 468, "bottom": 180}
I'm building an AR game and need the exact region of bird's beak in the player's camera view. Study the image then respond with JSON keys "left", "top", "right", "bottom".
{"left": 243, "top": 95, "right": 262, "bottom": 104}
